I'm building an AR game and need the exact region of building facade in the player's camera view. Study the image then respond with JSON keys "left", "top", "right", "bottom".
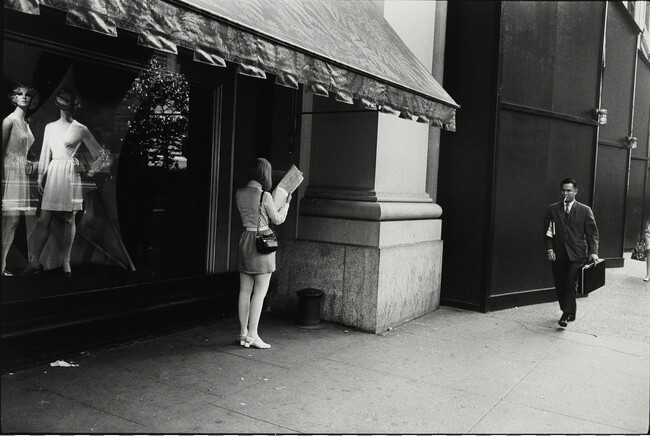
{"left": 440, "top": 1, "right": 650, "bottom": 311}
{"left": 2, "top": 0, "right": 455, "bottom": 368}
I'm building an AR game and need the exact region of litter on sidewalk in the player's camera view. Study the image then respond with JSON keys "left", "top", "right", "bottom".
{"left": 50, "top": 360, "right": 79, "bottom": 368}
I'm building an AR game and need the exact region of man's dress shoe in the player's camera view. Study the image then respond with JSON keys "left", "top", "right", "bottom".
{"left": 558, "top": 313, "right": 569, "bottom": 327}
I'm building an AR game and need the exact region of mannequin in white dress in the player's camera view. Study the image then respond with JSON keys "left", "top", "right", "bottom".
{"left": 23, "top": 87, "right": 104, "bottom": 277}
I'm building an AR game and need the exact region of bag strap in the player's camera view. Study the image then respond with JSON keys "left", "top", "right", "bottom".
{"left": 256, "top": 191, "right": 264, "bottom": 236}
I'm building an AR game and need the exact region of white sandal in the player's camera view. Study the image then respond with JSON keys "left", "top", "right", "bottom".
{"left": 244, "top": 336, "right": 271, "bottom": 349}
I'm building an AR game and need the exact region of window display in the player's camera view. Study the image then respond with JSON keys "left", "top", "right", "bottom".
{"left": 2, "top": 40, "right": 212, "bottom": 299}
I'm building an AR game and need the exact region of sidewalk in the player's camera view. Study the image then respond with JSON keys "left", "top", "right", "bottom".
{"left": 1, "top": 254, "right": 648, "bottom": 434}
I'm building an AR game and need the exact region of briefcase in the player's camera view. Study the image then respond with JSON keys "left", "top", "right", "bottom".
{"left": 578, "top": 259, "right": 606, "bottom": 295}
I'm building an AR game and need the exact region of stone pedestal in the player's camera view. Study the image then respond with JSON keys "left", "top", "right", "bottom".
{"left": 272, "top": 235, "right": 442, "bottom": 334}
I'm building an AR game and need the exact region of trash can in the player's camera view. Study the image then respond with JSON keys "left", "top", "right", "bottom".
{"left": 296, "top": 288, "right": 324, "bottom": 328}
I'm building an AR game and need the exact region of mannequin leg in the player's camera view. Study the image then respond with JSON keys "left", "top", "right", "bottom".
{"left": 1, "top": 215, "right": 20, "bottom": 273}
{"left": 24, "top": 210, "right": 53, "bottom": 272}
{"left": 61, "top": 211, "right": 76, "bottom": 274}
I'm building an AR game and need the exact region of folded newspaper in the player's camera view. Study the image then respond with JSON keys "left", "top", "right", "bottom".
{"left": 272, "top": 164, "right": 303, "bottom": 208}
{"left": 545, "top": 220, "right": 555, "bottom": 237}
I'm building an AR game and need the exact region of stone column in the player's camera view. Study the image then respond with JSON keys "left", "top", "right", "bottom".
{"left": 271, "top": 1, "right": 445, "bottom": 333}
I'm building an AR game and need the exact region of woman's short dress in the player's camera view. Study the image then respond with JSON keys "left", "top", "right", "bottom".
{"left": 2, "top": 114, "right": 36, "bottom": 215}
{"left": 235, "top": 183, "right": 289, "bottom": 274}
{"left": 238, "top": 228, "right": 276, "bottom": 274}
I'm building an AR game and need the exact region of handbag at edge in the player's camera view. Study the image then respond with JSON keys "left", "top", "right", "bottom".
{"left": 631, "top": 235, "right": 647, "bottom": 262}
{"left": 255, "top": 191, "right": 278, "bottom": 254}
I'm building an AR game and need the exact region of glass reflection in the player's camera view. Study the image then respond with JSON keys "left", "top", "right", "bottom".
{"left": 122, "top": 57, "right": 189, "bottom": 170}
{"left": 117, "top": 57, "right": 192, "bottom": 279}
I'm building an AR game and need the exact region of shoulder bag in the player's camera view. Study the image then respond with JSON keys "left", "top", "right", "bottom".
{"left": 256, "top": 191, "right": 278, "bottom": 253}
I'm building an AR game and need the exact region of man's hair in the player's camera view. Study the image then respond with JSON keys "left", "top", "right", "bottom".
{"left": 560, "top": 178, "right": 578, "bottom": 189}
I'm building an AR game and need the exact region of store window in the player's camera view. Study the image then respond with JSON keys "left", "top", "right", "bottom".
{"left": 2, "top": 39, "right": 215, "bottom": 299}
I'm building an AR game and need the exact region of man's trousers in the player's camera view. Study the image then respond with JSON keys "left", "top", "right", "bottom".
{"left": 551, "top": 255, "right": 583, "bottom": 316}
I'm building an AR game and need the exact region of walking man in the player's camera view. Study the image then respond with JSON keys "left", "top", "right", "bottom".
{"left": 544, "top": 178, "right": 599, "bottom": 327}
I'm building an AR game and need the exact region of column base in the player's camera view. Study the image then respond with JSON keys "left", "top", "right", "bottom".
{"left": 271, "top": 234, "right": 443, "bottom": 333}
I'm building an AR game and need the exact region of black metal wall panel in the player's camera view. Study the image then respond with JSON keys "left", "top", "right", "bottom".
{"left": 500, "top": 1, "right": 556, "bottom": 109}
{"left": 631, "top": 58, "right": 650, "bottom": 160}
{"left": 490, "top": 1, "right": 602, "bottom": 296}
{"left": 625, "top": 56, "right": 650, "bottom": 248}
{"left": 441, "top": 0, "right": 642, "bottom": 310}
{"left": 599, "top": 4, "right": 637, "bottom": 145}
{"left": 594, "top": 145, "right": 629, "bottom": 258}
{"left": 626, "top": 159, "right": 648, "bottom": 247}
{"left": 500, "top": 1, "right": 603, "bottom": 116}
{"left": 439, "top": 1, "right": 501, "bottom": 310}
{"left": 594, "top": 3, "right": 639, "bottom": 261}
{"left": 491, "top": 111, "right": 596, "bottom": 295}
{"left": 550, "top": 2, "right": 604, "bottom": 117}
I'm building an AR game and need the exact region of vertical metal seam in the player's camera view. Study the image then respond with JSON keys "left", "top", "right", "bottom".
{"left": 593, "top": 1, "right": 609, "bottom": 203}
{"left": 484, "top": 0, "right": 503, "bottom": 311}
{"left": 226, "top": 74, "right": 238, "bottom": 270}
{"left": 206, "top": 88, "right": 222, "bottom": 274}
{"left": 623, "top": 32, "right": 642, "bottom": 251}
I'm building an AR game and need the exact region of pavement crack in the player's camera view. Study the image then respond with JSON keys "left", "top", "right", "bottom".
{"left": 205, "top": 401, "right": 300, "bottom": 433}
{"left": 22, "top": 381, "right": 150, "bottom": 430}
{"left": 467, "top": 339, "right": 562, "bottom": 433}
{"left": 497, "top": 399, "right": 645, "bottom": 434}
{"left": 515, "top": 320, "right": 599, "bottom": 337}
{"left": 508, "top": 320, "right": 646, "bottom": 358}
{"left": 321, "top": 356, "right": 496, "bottom": 401}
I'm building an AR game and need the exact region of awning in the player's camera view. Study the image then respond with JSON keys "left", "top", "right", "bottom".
{"left": 5, "top": 0, "right": 459, "bottom": 130}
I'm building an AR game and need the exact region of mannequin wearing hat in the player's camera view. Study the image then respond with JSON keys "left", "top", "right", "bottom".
{"left": 22, "top": 87, "right": 104, "bottom": 277}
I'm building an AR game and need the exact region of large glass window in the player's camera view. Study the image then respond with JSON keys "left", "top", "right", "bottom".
{"left": 2, "top": 40, "right": 215, "bottom": 299}
{"left": 2, "top": 4, "right": 302, "bottom": 306}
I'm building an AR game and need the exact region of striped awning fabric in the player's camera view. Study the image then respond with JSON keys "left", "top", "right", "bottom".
{"left": 5, "top": 0, "right": 459, "bottom": 130}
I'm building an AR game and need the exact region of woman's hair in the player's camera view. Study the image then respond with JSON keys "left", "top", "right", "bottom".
{"left": 8, "top": 84, "right": 40, "bottom": 110}
{"left": 246, "top": 158, "right": 272, "bottom": 191}
{"left": 54, "top": 87, "right": 82, "bottom": 113}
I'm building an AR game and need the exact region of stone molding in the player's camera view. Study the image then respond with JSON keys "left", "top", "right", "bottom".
{"left": 299, "top": 197, "right": 443, "bottom": 221}
{"left": 298, "top": 216, "right": 442, "bottom": 248}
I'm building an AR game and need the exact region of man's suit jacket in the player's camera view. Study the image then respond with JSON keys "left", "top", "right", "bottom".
{"left": 544, "top": 201, "right": 599, "bottom": 262}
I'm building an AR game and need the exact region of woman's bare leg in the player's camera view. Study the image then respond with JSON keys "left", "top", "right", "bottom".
{"left": 238, "top": 273, "right": 255, "bottom": 337}
{"left": 247, "top": 272, "right": 272, "bottom": 346}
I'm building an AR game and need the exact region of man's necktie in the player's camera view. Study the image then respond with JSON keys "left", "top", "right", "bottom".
{"left": 565, "top": 203, "right": 569, "bottom": 219}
